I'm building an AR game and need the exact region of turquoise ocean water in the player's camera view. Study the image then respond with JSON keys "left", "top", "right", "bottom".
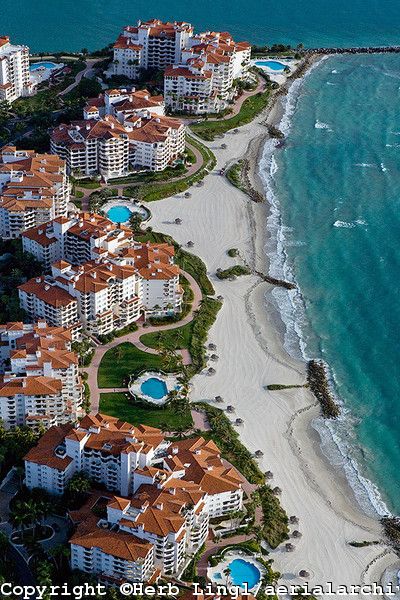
{"left": 1, "top": 0, "right": 400, "bottom": 52}
{"left": 260, "top": 54, "right": 400, "bottom": 515}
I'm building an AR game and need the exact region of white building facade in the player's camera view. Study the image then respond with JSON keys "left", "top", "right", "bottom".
{"left": 0, "top": 320, "right": 83, "bottom": 429}
{"left": 0, "top": 147, "right": 70, "bottom": 239}
{"left": 0, "top": 36, "right": 36, "bottom": 103}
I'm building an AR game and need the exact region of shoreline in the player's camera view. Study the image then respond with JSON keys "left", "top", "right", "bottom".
{"left": 246, "top": 52, "right": 391, "bottom": 509}
{"left": 142, "top": 54, "right": 399, "bottom": 595}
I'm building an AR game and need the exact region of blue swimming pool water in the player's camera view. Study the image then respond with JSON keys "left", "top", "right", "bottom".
{"left": 30, "top": 62, "right": 58, "bottom": 71}
{"left": 228, "top": 559, "right": 261, "bottom": 589}
{"left": 140, "top": 377, "right": 168, "bottom": 400}
{"left": 256, "top": 60, "right": 287, "bottom": 71}
{"left": 107, "top": 206, "right": 132, "bottom": 223}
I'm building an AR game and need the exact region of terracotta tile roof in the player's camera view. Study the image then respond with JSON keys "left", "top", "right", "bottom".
{"left": 24, "top": 423, "right": 75, "bottom": 470}
{"left": 70, "top": 522, "right": 152, "bottom": 562}
{"left": 18, "top": 277, "right": 76, "bottom": 308}
{"left": 169, "top": 437, "right": 243, "bottom": 496}
{"left": 0, "top": 375, "right": 63, "bottom": 397}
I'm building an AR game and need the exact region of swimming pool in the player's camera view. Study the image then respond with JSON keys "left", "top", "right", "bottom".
{"left": 255, "top": 60, "right": 287, "bottom": 71}
{"left": 228, "top": 559, "right": 261, "bottom": 588}
{"left": 30, "top": 62, "right": 58, "bottom": 71}
{"left": 107, "top": 205, "right": 132, "bottom": 223}
{"left": 140, "top": 377, "right": 168, "bottom": 400}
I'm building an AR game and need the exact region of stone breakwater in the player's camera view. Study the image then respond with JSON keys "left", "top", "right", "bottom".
{"left": 307, "top": 360, "right": 341, "bottom": 418}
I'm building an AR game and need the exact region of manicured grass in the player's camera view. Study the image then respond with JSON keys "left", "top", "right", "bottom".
{"left": 111, "top": 164, "right": 186, "bottom": 187}
{"left": 78, "top": 179, "right": 101, "bottom": 189}
{"left": 140, "top": 297, "right": 222, "bottom": 375}
{"left": 99, "top": 393, "right": 193, "bottom": 430}
{"left": 97, "top": 342, "right": 164, "bottom": 388}
{"left": 190, "top": 90, "right": 270, "bottom": 141}
{"left": 140, "top": 323, "right": 192, "bottom": 352}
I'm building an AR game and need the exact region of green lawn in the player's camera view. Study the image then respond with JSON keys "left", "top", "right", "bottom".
{"left": 140, "top": 323, "right": 192, "bottom": 352}
{"left": 190, "top": 90, "right": 270, "bottom": 141}
{"left": 97, "top": 342, "right": 164, "bottom": 388}
{"left": 140, "top": 297, "right": 222, "bottom": 375}
{"left": 99, "top": 393, "right": 193, "bottom": 430}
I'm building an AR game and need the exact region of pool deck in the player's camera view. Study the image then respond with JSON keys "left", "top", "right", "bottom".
{"left": 207, "top": 552, "right": 265, "bottom": 594}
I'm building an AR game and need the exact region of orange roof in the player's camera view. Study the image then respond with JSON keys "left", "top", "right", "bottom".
{"left": 24, "top": 423, "right": 75, "bottom": 470}
{"left": 18, "top": 277, "right": 76, "bottom": 308}
{"left": 70, "top": 523, "right": 152, "bottom": 562}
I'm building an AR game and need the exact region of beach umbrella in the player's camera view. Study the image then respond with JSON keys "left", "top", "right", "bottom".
{"left": 255, "top": 450, "right": 264, "bottom": 458}
{"left": 285, "top": 543, "right": 295, "bottom": 552}
{"left": 272, "top": 486, "right": 282, "bottom": 495}
{"left": 290, "top": 515, "right": 299, "bottom": 524}
{"left": 235, "top": 418, "right": 244, "bottom": 426}
{"left": 214, "top": 395, "right": 223, "bottom": 403}
{"left": 184, "top": 191, "right": 191, "bottom": 198}
{"left": 292, "top": 530, "right": 302, "bottom": 538}
{"left": 265, "top": 471, "right": 274, "bottom": 480}
{"left": 174, "top": 218, "right": 182, "bottom": 224}
{"left": 221, "top": 143, "right": 227, "bottom": 149}
{"left": 210, "top": 354, "right": 219, "bottom": 361}
{"left": 209, "top": 343, "right": 217, "bottom": 350}
{"left": 187, "top": 241, "right": 194, "bottom": 247}
{"left": 299, "top": 570, "right": 310, "bottom": 578}
{"left": 226, "top": 405, "right": 235, "bottom": 413}
{"left": 208, "top": 367, "right": 216, "bottom": 375}
{"left": 217, "top": 295, "right": 224, "bottom": 301}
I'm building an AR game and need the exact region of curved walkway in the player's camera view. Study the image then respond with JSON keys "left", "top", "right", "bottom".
{"left": 79, "top": 139, "right": 204, "bottom": 211}
{"left": 84, "top": 270, "right": 202, "bottom": 412}
{"left": 58, "top": 58, "right": 98, "bottom": 97}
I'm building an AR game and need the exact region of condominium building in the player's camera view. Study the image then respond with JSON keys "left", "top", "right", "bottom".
{"left": 109, "top": 19, "right": 251, "bottom": 115}
{"left": 0, "top": 36, "right": 36, "bottom": 103}
{"left": 111, "top": 20, "right": 194, "bottom": 80}
{"left": 21, "top": 212, "right": 134, "bottom": 270}
{"left": 119, "top": 242, "right": 182, "bottom": 317}
{"left": 165, "top": 31, "right": 251, "bottom": 115}
{"left": 25, "top": 413, "right": 244, "bottom": 510}
{"left": 24, "top": 414, "right": 243, "bottom": 581}
{"left": 0, "top": 320, "right": 83, "bottom": 429}
{"left": 18, "top": 259, "right": 142, "bottom": 336}
{"left": 20, "top": 214, "right": 183, "bottom": 323}
{"left": 0, "top": 147, "right": 70, "bottom": 238}
{"left": 50, "top": 112, "right": 185, "bottom": 179}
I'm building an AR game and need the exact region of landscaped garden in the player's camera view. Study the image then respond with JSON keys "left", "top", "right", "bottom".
{"left": 97, "top": 342, "right": 165, "bottom": 388}
{"left": 190, "top": 89, "right": 270, "bottom": 141}
{"left": 99, "top": 392, "right": 193, "bottom": 430}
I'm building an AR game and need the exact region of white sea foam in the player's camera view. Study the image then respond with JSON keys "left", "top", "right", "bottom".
{"left": 333, "top": 219, "right": 367, "bottom": 228}
{"left": 380, "top": 162, "right": 388, "bottom": 172}
{"left": 315, "top": 120, "right": 332, "bottom": 131}
{"left": 333, "top": 220, "right": 356, "bottom": 228}
{"left": 331, "top": 69, "right": 338, "bottom": 74}
{"left": 326, "top": 82, "right": 336, "bottom": 86}
{"left": 354, "top": 162, "right": 375, "bottom": 168}
{"left": 258, "top": 56, "right": 390, "bottom": 519}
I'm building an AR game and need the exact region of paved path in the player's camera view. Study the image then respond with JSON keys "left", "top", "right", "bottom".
{"left": 84, "top": 270, "right": 202, "bottom": 412}
{"left": 78, "top": 139, "right": 204, "bottom": 211}
{"left": 58, "top": 58, "right": 98, "bottom": 97}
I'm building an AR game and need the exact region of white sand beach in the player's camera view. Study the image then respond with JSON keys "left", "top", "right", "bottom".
{"left": 147, "top": 89, "right": 400, "bottom": 596}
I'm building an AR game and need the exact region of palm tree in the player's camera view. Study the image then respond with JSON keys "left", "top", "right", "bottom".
{"left": 223, "top": 567, "right": 232, "bottom": 586}
{"left": 67, "top": 472, "right": 91, "bottom": 498}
